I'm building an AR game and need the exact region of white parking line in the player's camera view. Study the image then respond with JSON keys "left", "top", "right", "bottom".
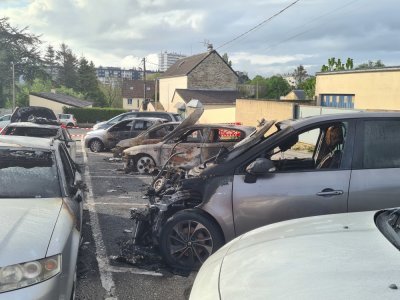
{"left": 81, "top": 143, "right": 118, "bottom": 300}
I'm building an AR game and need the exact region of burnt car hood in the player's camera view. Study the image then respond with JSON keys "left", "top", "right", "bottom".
{"left": 162, "top": 106, "right": 204, "bottom": 142}
{"left": 11, "top": 106, "right": 58, "bottom": 123}
{"left": 0, "top": 198, "right": 63, "bottom": 266}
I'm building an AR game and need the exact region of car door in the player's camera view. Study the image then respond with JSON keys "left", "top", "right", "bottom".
{"left": 58, "top": 144, "right": 83, "bottom": 231}
{"left": 232, "top": 120, "right": 354, "bottom": 236}
{"left": 348, "top": 118, "right": 400, "bottom": 211}
{"left": 159, "top": 128, "right": 204, "bottom": 169}
{"left": 106, "top": 120, "right": 133, "bottom": 148}
{"left": 201, "top": 128, "right": 244, "bottom": 162}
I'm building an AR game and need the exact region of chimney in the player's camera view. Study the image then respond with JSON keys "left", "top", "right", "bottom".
{"left": 207, "top": 43, "right": 213, "bottom": 52}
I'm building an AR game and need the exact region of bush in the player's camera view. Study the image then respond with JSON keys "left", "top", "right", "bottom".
{"left": 63, "top": 107, "right": 128, "bottom": 123}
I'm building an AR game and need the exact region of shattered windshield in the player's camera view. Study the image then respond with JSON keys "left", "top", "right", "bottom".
{"left": 3, "top": 126, "right": 59, "bottom": 138}
{"left": 0, "top": 148, "right": 61, "bottom": 198}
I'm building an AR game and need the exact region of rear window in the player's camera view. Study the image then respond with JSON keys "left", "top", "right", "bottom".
{"left": 0, "top": 149, "right": 61, "bottom": 198}
{"left": 58, "top": 114, "right": 70, "bottom": 119}
{"left": 4, "top": 126, "right": 59, "bottom": 138}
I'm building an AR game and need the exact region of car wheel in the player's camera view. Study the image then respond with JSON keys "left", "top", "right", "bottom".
{"left": 67, "top": 122, "right": 74, "bottom": 127}
{"left": 89, "top": 139, "right": 104, "bottom": 152}
{"left": 153, "top": 177, "right": 166, "bottom": 193}
{"left": 160, "top": 210, "right": 224, "bottom": 270}
{"left": 136, "top": 155, "right": 156, "bottom": 174}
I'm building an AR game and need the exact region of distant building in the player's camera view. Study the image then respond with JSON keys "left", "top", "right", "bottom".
{"left": 158, "top": 51, "right": 187, "bottom": 72}
{"left": 96, "top": 66, "right": 158, "bottom": 84}
{"left": 29, "top": 91, "right": 92, "bottom": 114}
{"left": 281, "top": 89, "right": 306, "bottom": 100}
{"left": 121, "top": 79, "right": 155, "bottom": 110}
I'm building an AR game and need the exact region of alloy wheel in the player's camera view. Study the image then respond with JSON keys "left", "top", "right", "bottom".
{"left": 136, "top": 156, "right": 155, "bottom": 174}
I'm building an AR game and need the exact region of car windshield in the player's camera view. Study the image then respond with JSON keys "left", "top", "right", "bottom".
{"left": 3, "top": 126, "right": 59, "bottom": 138}
{"left": 0, "top": 148, "right": 61, "bottom": 198}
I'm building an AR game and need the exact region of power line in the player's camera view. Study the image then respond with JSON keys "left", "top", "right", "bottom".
{"left": 216, "top": 0, "right": 301, "bottom": 50}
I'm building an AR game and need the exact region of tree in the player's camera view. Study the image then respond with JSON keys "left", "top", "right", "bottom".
{"left": 77, "top": 58, "right": 105, "bottom": 106}
{"left": 56, "top": 43, "right": 79, "bottom": 90}
{"left": 265, "top": 75, "right": 291, "bottom": 99}
{"left": 292, "top": 65, "right": 308, "bottom": 86}
{"left": 222, "top": 53, "right": 232, "bottom": 67}
{"left": 99, "top": 81, "right": 123, "bottom": 108}
{"left": 321, "top": 57, "right": 354, "bottom": 72}
{"left": 356, "top": 60, "right": 385, "bottom": 70}
{"left": 0, "top": 17, "right": 45, "bottom": 107}
{"left": 44, "top": 45, "right": 57, "bottom": 81}
{"left": 298, "top": 76, "right": 316, "bottom": 100}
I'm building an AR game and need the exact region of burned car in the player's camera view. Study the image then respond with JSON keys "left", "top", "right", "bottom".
{"left": 122, "top": 124, "right": 255, "bottom": 174}
{"left": 112, "top": 122, "right": 180, "bottom": 158}
{"left": 130, "top": 112, "right": 400, "bottom": 270}
{"left": 84, "top": 117, "right": 166, "bottom": 152}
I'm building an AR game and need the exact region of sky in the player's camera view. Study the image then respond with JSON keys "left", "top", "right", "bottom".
{"left": 2, "top": 0, "right": 400, "bottom": 78}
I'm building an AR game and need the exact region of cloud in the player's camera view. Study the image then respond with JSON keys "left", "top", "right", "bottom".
{"left": 2, "top": 0, "right": 400, "bottom": 77}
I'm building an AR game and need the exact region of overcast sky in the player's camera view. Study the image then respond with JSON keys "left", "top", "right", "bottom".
{"left": 2, "top": 0, "right": 400, "bottom": 77}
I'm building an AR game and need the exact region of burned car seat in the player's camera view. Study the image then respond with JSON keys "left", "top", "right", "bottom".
{"left": 317, "top": 125, "right": 344, "bottom": 169}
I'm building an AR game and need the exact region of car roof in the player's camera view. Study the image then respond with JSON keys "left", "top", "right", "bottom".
{"left": 119, "top": 117, "right": 167, "bottom": 122}
{"left": 0, "top": 135, "right": 58, "bottom": 149}
{"left": 6, "top": 122, "right": 61, "bottom": 129}
{"left": 278, "top": 112, "right": 400, "bottom": 130}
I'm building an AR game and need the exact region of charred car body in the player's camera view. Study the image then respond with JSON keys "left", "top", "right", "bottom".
{"left": 112, "top": 122, "right": 180, "bottom": 158}
{"left": 130, "top": 112, "right": 400, "bottom": 270}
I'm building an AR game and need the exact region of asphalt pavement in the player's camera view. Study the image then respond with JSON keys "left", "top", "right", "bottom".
{"left": 70, "top": 128, "right": 196, "bottom": 300}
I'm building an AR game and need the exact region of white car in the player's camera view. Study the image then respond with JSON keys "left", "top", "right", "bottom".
{"left": 0, "top": 114, "right": 11, "bottom": 132}
{"left": 0, "top": 136, "right": 84, "bottom": 299}
{"left": 58, "top": 113, "right": 77, "bottom": 127}
{"left": 190, "top": 209, "right": 400, "bottom": 300}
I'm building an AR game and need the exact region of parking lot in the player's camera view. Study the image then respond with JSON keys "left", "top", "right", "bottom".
{"left": 71, "top": 128, "right": 195, "bottom": 300}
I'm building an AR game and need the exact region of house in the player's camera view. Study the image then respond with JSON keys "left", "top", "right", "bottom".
{"left": 172, "top": 89, "right": 238, "bottom": 123}
{"left": 281, "top": 89, "right": 306, "bottom": 100}
{"left": 315, "top": 67, "right": 400, "bottom": 110}
{"left": 122, "top": 79, "right": 155, "bottom": 110}
{"left": 29, "top": 92, "right": 92, "bottom": 114}
{"left": 158, "top": 48, "right": 238, "bottom": 122}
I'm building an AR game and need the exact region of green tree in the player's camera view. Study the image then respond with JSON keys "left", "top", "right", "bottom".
{"left": 292, "top": 65, "right": 308, "bottom": 86}
{"left": 77, "top": 58, "right": 105, "bottom": 106}
{"left": 321, "top": 57, "right": 354, "bottom": 72}
{"left": 297, "top": 76, "right": 316, "bottom": 100}
{"left": 222, "top": 53, "right": 232, "bottom": 67}
{"left": 0, "top": 17, "right": 45, "bottom": 107}
{"left": 265, "top": 75, "right": 291, "bottom": 99}
{"left": 56, "top": 43, "right": 79, "bottom": 89}
{"left": 99, "top": 81, "right": 122, "bottom": 108}
{"left": 356, "top": 60, "right": 385, "bottom": 69}
{"left": 44, "top": 45, "right": 57, "bottom": 81}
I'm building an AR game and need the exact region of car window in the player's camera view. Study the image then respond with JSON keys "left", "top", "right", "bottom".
{"left": 120, "top": 113, "right": 137, "bottom": 121}
{"left": 3, "top": 126, "right": 60, "bottom": 138}
{"left": 149, "top": 127, "right": 168, "bottom": 138}
{"left": 265, "top": 122, "right": 348, "bottom": 172}
{"left": 0, "top": 148, "right": 61, "bottom": 198}
{"left": 362, "top": 120, "right": 400, "bottom": 169}
{"left": 133, "top": 120, "right": 146, "bottom": 130}
{"left": 109, "top": 120, "right": 133, "bottom": 132}
{"left": 182, "top": 129, "right": 204, "bottom": 143}
{"left": 58, "top": 145, "right": 75, "bottom": 193}
{"left": 206, "top": 128, "right": 243, "bottom": 143}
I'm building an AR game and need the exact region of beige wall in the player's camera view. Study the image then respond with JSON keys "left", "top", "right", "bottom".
{"left": 316, "top": 69, "right": 400, "bottom": 110}
{"left": 236, "top": 99, "right": 294, "bottom": 127}
{"left": 29, "top": 95, "right": 69, "bottom": 114}
{"left": 188, "top": 52, "right": 238, "bottom": 90}
{"left": 199, "top": 105, "right": 236, "bottom": 124}
{"left": 122, "top": 97, "right": 141, "bottom": 110}
{"left": 159, "top": 76, "right": 188, "bottom": 112}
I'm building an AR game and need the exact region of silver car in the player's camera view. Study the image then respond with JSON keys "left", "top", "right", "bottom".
{"left": 190, "top": 208, "right": 400, "bottom": 300}
{"left": 84, "top": 117, "right": 166, "bottom": 152}
{"left": 0, "top": 136, "right": 84, "bottom": 299}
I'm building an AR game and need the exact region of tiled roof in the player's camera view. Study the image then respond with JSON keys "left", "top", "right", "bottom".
{"left": 161, "top": 51, "right": 212, "bottom": 78}
{"left": 30, "top": 92, "right": 92, "bottom": 107}
{"left": 122, "top": 79, "right": 155, "bottom": 99}
{"left": 175, "top": 89, "right": 238, "bottom": 105}
{"left": 293, "top": 90, "right": 306, "bottom": 100}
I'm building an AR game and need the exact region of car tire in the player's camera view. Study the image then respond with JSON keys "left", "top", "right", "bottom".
{"left": 135, "top": 155, "right": 156, "bottom": 174}
{"left": 67, "top": 122, "right": 74, "bottom": 127}
{"left": 89, "top": 139, "right": 104, "bottom": 152}
{"left": 159, "top": 210, "right": 224, "bottom": 270}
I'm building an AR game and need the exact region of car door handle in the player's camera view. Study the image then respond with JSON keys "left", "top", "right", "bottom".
{"left": 316, "top": 189, "right": 344, "bottom": 197}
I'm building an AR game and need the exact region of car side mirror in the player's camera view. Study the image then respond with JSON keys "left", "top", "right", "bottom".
{"left": 244, "top": 158, "right": 275, "bottom": 183}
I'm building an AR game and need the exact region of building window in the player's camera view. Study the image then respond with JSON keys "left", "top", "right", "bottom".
{"left": 127, "top": 99, "right": 133, "bottom": 105}
{"left": 321, "top": 94, "right": 354, "bottom": 108}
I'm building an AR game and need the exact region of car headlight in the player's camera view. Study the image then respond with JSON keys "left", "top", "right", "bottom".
{"left": 0, "top": 254, "right": 61, "bottom": 293}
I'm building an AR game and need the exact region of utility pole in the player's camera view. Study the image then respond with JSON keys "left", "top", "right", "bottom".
{"left": 11, "top": 62, "right": 15, "bottom": 111}
{"left": 142, "top": 57, "right": 146, "bottom": 111}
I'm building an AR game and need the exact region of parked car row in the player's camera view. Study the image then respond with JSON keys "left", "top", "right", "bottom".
{"left": 0, "top": 106, "right": 83, "bottom": 299}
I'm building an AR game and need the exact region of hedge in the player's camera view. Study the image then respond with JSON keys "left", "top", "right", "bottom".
{"left": 63, "top": 107, "right": 129, "bottom": 123}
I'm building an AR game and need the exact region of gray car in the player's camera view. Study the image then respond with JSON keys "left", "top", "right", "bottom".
{"left": 130, "top": 112, "right": 400, "bottom": 270}
{"left": 190, "top": 208, "right": 400, "bottom": 300}
{"left": 0, "top": 136, "right": 84, "bottom": 299}
{"left": 84, "top": 117, "right": 166, "bottom": 152}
